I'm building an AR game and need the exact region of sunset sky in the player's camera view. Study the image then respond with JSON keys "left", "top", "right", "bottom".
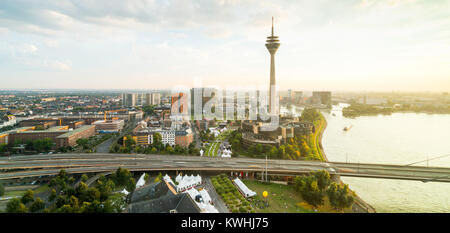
{"left": 0, "top": 0, "right": 449, "bottom": 91}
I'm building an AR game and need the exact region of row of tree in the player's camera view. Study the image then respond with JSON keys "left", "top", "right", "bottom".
{"left": 0, "top": 138, "right": 54, "bottom": 154}
{"left": 5, "top": 168, "right": 134, "bottom": 213}
{"left": 6, "top": 189, "right": 45, "bottom": 213}
{"left": 228, "top": 130, "right": 318, "bottom": 160}
{"left": 109, "top": 133, "right": 200, "bottom": 155}
{"left": 293, "top": 170, "right": 354, "bottom": 211}
{"left": 76, "top": 134, "right": 115, "bottom": 153}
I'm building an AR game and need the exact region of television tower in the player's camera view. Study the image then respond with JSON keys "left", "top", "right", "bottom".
{"left": 266, "top": 17, "right": 280, "bottom": 114}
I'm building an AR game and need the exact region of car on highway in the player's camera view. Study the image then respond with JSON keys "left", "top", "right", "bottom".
{"left": 327, "top": 168, "right": 336, "bottom": 174}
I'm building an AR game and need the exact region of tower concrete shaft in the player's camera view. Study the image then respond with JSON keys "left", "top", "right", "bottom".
{"left": 265, "top": 17, "right": 280, "bottom": 114}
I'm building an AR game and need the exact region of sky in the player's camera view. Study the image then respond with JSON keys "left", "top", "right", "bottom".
{"left": 0, "top": 0, "right": 449, "bottom": 92}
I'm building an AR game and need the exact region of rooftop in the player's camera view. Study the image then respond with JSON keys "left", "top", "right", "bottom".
{"left": 56, "top": 125, "right": 95, "bottom": 138}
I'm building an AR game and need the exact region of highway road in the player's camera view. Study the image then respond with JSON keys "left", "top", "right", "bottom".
{"left": 1, "top": 153, "right": 450, "bottom": 182}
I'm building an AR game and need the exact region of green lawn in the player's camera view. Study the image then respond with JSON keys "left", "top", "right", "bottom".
{"left": 33, "top": 184, "right": 50, "bottom": 194}
{"left": 242, "top": 180, "right": 314, "bottom": 213}
{"left": 243, "top": 180, "right": 354, "bottom": 213}
{"left": 3, "top": 190, "right": 26, "bottom": 198}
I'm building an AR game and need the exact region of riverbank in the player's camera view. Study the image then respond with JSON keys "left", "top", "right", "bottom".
{"left": 317, "top": 112, "right": 376, "bottom": 213}
{"left": 315, "top": 114, "right": 327, "bottom": 162}
{"left": 342, "top": 104, "right": 450, "bottom": 118}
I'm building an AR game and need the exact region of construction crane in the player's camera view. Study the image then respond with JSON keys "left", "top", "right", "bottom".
{"left": 104, "top": 109, "right": 127, "bottom": 121}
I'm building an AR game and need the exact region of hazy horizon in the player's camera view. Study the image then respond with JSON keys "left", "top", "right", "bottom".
{"left": 1, "top": 0, "right": 449, "bottom": 92}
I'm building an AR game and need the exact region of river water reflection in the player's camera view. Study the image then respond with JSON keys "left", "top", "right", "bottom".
{"left": 283, "top": 104, "right": 450, "bottom": 212}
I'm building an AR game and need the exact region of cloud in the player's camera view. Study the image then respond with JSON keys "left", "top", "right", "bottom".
{"left": 0, "top": 0, "right": 449, "bottom": 91}
{"left": 44, "top": 39, "right": 60, "bottom": 48}
{"left": 45, "top": 60, "right": 71, "bottom": 71}
{"left": 22, "top": 44, "right": 38, "bottom": 54}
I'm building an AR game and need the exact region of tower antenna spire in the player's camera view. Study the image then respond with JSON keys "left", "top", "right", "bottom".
{"left": 271, "top": 16, "right": 274, "bottom": 36}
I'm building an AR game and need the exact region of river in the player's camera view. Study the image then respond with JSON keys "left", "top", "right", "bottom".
{"left": 282, "top": 104, "right": 450, "bottom": 212}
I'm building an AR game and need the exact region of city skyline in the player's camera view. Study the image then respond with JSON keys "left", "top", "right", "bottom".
{"left": 1, "top": 0, "right": 449, "bottom": 92}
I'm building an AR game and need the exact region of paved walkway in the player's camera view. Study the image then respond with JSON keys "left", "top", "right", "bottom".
{"left": 95, "top": 137, "right": 115, "bottom": 153}
{"left": 5, "top": 185, "right": 39, "bottom": 191}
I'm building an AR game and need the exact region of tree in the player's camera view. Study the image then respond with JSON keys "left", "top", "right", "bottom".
{"left": 142, "top": 105, "right": 155, "bottom": 116}
{"left": 111, "top": 167, "right": 132, "bottom": 187}
{"left": 126, "top": 177, "right": 136, "bottom": 192}
{"left": 154, "top": 172, "right": 163, "bottom": 183}
{"left": 55, "top": 195, "right": 68, "bottom": 208}
{"left": 124, "top": 135, "right": 136, "bottom": 148}
{"left": 6, "top": 198, "right": 28, "bottom": 213}
{"left": 81, "top": 174, "right": 88, "bottom": 183}
{"left": 294, "top": 175, "right": 324, "bottom": 208}
{"left": 81, "top": 200, "right": 104, "bottom": 213}
{"left": 76, "top": 138, "right": 90, "bottom": 150}
{"left": 30, "top": 198, "right": 45, "bottom": 213}
{"left": 152, "top": 133, "right": 163, "bottom": 149}
{"left": 0, "top": 143, "right": 8, "bottom": 153}
{"left": 68, "top": 195, "right": 80, "bottom": 212}
{"left": 21, "top": 189, "right": 34, "bottom": 205}
{"left": 327, "top": 183, "right": 355, "bottom": 211}
{"left": 56, "top": 205, "right": 73, "bottom": 213}
{"left": 164, "top": 144, "right": 174, "bottom": 154}
{"left": 268, "top": 146, "right": 277, "bottom": 159}
{"left": 96, "top": 178, "right": 115, "bottom": 201}
{"left": 49, "top": 189, "right": 57, "bottom": 202}
{"left": 174, "top": 145, "right": 184, "bottom": 154}
{"left": 83, "top": 188, "right": 101, "bottom": 203}
{"left": 144, "top": 173, "right": 150, "bottom": 183}
{"left": 311, "top": 170, "right": 331, "bottom": 191}
{"left": 255, "top": 144, "right": 263, "bottom": 154}
{"left": 301, "top": 108, "right": 320, "bottom": 123}
{"left": 106, "top": 194, "right": 127, "bottom": 213}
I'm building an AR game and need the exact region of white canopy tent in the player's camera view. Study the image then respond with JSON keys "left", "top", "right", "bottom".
{"left": 233, "top": 177, "right": 256, "bottom": 198}
{"left": 120, "top": 188, "right": 129, "bottom": 195}
{"left": 163, "top": 174, "right": 175, "bottom": 186}
{"left": 136, "top": 173, "right": 146, "bottom": 189}
{"left": 176, "top": 174, "right": 202, "bottom": 192}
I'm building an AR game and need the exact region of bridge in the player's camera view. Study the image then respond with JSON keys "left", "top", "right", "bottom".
{"left": 1, "top": 153, "right": 450, "bottom": 183}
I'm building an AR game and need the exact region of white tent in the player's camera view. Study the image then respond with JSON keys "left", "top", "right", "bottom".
{"left": 175, "top": 174, "right": 183, "bottom": 183}
{"left": 221, "top": 149, "right": 232, "bottom": 158}
{"left": 163, "top": 174, "right": 175, "bottom": 186}
{"left": 136, "top": 173, "right": 146, "bottom": 189}
{"left": 120, "top": 188, "right": 129, "bottom": 195}
{"left": 233, "top": 177, "right": 256, "bottom": 198}
{"left": 176, "top": 174, "right": 202, "bottom": 192}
